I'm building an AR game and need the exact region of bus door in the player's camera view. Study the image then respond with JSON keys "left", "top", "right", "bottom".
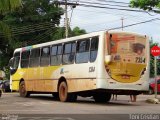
{"left": 106, "top": 33, "right": 147, "bottom": 83}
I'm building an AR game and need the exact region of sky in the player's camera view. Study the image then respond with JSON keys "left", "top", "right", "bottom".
{"left": 60, "top": 0, "right": 160, "bottom": 44}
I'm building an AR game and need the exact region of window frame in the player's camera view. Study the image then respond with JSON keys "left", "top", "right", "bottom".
{"left": 75, "top": 38, "right": 90, "bottom": 64}
{"left": 29, "top": 48, "right": 40, "bottom": 67}
{"left": 40, "top": 46, "right": 50, "bottom": 67}
{"left": 12, "top": 51, "right": 20, "bottom": 69}
{"left": 51, "top": 44, "right": 62, "bottom": 66}
{"left": 90, "top": 36, "right": 99, "bottom": 62}
{"left": 21, "top": 50, "right": 30, "bottom": 68}
{"left": 62, "top": 42, "right": 76, "bottom": 65}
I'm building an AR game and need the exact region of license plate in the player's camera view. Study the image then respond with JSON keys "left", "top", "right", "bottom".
{"left": 122, "top": 75, "right": 130, "bottom": 79}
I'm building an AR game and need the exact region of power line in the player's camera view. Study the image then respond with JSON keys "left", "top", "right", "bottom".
{"left": 58, "top": 1, "right": 159, "bottom": 15}
{"left": 78, "top": 3, "right": 155, "bottom": 14}
{"left": 108, "top": 18, "right": 160, "bottom": 30}
{"left": 60, "top": 1, "right": 159, "bottom": 16}
{"left": 97, "top": 0, "right": 130, "bottom": 5}
{"left": 26, "top": 28, "right": 61, "bottom": 46}
{"left": 69, "top": 7, "right": 74, "bottom": 26}
{"left": 79, "top": 1, "right": 129, "bottom": 8}
{"left": 80, "top": 0, "right": 130, "bottom": 5}
{"left": 78, "top": 1, "right": 158, "bottom": 16}
{"left": 11, "top": 22, "right": 56, "bottom": 36}
{"left": 73, "top": 7, "right": 160, "bottom": 26}
{"left": 80, "top": 18, "right": 160, "bottom": 33}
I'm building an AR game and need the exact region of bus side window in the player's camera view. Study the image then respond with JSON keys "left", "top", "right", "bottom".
{"left": 13, "top": 52, "right": 20, "bottom": 69}
{"left": 90, "top": 36, "right": 99, "bottom": 62}
{"left": 63, "top": 42, "right": 76, "bottom": 64}
{"left": 29, "top": 48, "right": 40, "bottom": 67}
{"left": 51, "top": 44, "right": 62, "bottom": 65}
{"left": 21, "top": 50, "right": 30, "bottom": 68}
{"left": 76, "top": 39, "right": 90, "bottom": 63}
{"left": 40, "top": 47, "right": 50, "bottom": 66}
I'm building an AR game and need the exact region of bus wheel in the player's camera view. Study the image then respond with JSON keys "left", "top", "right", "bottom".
{"left": 58, "top": 81, "right": 77, "bottom": 102}
{"left": 93, "top": 93, "right": 111, "bottom": 103}
{"left": 19, "top": 81, "right": 30, "bottom": 97}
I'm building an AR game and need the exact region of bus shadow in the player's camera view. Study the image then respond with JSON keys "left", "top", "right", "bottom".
{"left": 17, "top": 94, "right": 58, "bottom": 101}
{"left": 75, "top": 99, "right": 140, "bottom": 106}
{"left": 19, "top": 94, "right": 140, "bottom": 106}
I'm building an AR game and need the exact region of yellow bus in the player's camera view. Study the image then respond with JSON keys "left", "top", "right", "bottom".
{"left": 9, "top": 30, "right": 150, "bottom": 102}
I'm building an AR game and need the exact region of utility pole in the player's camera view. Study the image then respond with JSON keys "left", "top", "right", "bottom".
{"left": 154, "top": 56, "right": 157, "bottom": 99}
{"left": 59, "top": 1, "right": 78, "bottom": 38}
{"left": 121, "top": 17, "right": 124, "bottom": 31}
{"left": 64, "top": 0, "right": 69, "bottom": 38}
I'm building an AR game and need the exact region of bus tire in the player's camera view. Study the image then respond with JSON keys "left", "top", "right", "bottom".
{"left": 58, "top": 81, "right": 77, "bottom": 102}
{"left": 19, "top": 81, "right": 30, "bottom": 97}
{"left": 93, "top": 93, "right": 111, "bottom": 103}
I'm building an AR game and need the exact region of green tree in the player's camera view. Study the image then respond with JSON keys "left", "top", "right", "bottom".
{"left": 0, "top": 0, "right": 22, "bottom": 38}
{"left": 71, "top": 27, "right": 86, "bottom": 36}
{"left": 3, "top": 0, "right": 63, "bottom": 46}
{"left": 0, "top": 0, "right": 22, "bottom": 43}
{"left": 0, "top": 0, "right": 22, "bottom": 13}
{"left": 0, "top": 0, "right": 63, "bottom": 69}
{"left": 51, "top": 26, "right": 87, "bottom": 41}
{"left": 0, "top": 0, "right": 22, "bottom": 78}
{"left": 0, "top": 0, "right": 22, "bottom": 66}
{"left": 130, "top": 0, "right": 160, "bottom": 12}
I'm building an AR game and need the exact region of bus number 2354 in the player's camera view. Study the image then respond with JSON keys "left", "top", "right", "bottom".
{"left": 135, "top": 57, "right": 145, "bottom": 63}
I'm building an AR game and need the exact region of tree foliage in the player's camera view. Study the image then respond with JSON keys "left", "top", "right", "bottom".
{"left": 130, "top": 0, "right": 160, "bottom": 12}
{"left": 3, "top": 0, "right": 63, "bottom": 46}
{"left": 0, "top": 0, "right": 63, "bottom": 71}
{"left": 71, "top": 27, "right": 86, "bottom": 36}
{"left": 51, "top": 26, "right": 87, "bottom": 40}
{"left": 0, "top": 0, "right": 22, "bottom": 14}
{"left": 0, "top": 0, "right": 87, "bottom": 74}
{"left": 0, "top": 0, "right": 22, "bottom": 70}
{"left": 0, "top": 0, "right": 22, "bottom": 44}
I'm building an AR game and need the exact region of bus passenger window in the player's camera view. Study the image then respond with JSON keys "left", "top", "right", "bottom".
{"left": 63, "top": 42, "right": 76, "bottom": 64}
{"left": 51, "top": 45, "right": 62, "bottom": 65}
{"left": 76, "top": 39, "right": 90, "bottom": 63}
{"left": 29, "top": 48, "right": 40, "bottom": 67}
{"left": 21, "top": 50, "right": 30, "bottom": 68}
{"left": 90, "top": 36, "right": 99, "bottom": 62}
{"left": 40, "top": 47, "right": 50, "bottom": 66}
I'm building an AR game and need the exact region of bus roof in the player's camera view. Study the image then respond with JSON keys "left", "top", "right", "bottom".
{"left": 13, "top": 30, "right": 148, "bottom": 53}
